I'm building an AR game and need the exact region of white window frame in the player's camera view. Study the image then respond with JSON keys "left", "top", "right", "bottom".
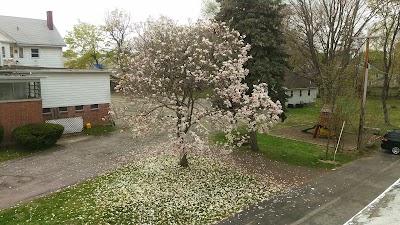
{"left": 31, "top": 48, "right": 40, "bottom": 58}
{"left": 75, "top": 105, "right": 84, "bottom": 112}
{"left": 58, "top": 106, "right": 68, "bottom": 113}
{"left": 90, "top": 104, "right": 99, "bottom": 110}
{"left": 1, "top": 46, "right": 5, "bottom": 58}
{"left": 19, "top": 47, "right": 24, "bottom": 58}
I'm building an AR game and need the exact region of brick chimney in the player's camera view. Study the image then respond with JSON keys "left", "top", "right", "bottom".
{"left": 47, "top": 11, "right": 54, "bottom": 30}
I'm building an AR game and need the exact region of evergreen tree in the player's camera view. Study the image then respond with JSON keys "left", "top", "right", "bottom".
{"left": 216, "top": 0, "right": 290, "bottom": 151}
{"left": 215, "top": 0, "right": 290, "bottom": 105}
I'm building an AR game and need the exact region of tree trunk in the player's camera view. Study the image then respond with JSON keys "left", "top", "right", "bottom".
{"left": 249, "top": 131, "right": 259, "bottom": 152}
{"left": 179, "top": 153, "right": 189, "bottom": 167}
{"left": 382, "top": 74, "right": 390, "bottom": 125}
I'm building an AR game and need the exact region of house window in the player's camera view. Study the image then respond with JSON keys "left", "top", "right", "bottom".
{"left": 10, "top": 47, "right": 14, "bottom": 58}
{"left": 0, "top": 82, "right": 40, "bottom": 101}
{"left": 90, "top": 104, "right": 99, "bottom": 110}
{"left": 1, "top": 47, "right": 5, "bottom": 57}
{"left": 290, "top": 91, "right": 293, "bottom": 97}
{"left": 308, "top": 89, "right": 311, "bottom": 96}
{"left": 42, "top": 108, "right": 51, "bottom": 114}
{"left": 59, "top": 107, "right": 68, "bottom": 113}
{"left": 19, "top": 48, "right": 24, "bottom": 58}
{"left": 27, "top": 82, "right": 40, "bottom": 98}
{"left": 299, "top": 90, "right": 302, "bottom": 97}
{"left": 75, "top": 105, "right": 84, "bottom": 111}
{"left": 31, "top": 48, "right": 39, "bottom": 58}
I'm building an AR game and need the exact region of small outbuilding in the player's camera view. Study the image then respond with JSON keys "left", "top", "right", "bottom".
{"left": 284, "top": 74, "right": 318, "bottom": 108}
{"left": 0, "top": 69, "right": 111, "bottom": 142}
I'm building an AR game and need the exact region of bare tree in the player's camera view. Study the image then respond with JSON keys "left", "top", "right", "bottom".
{"left": 288, "top": 0, "right": 377, "bottom": 91}
{"left": 370, "top": 0, "right": 400, "bottom": 125}
{"left": 103, "top": 8, "right": 133, "bottom": 71}
{"left": 201, "top": 0, "right": 220, "bottom": 20}
{"left": 287, "top": 0, "right": 380, "bottom": 155}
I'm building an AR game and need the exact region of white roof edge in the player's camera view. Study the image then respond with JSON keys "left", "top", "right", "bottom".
{"left": 0, "top": 69, "right": 111, "bottom": 74}
{"left": 0, "top": 28, "right": 16, "bottom": 42}
{"left": 16, "top": 43, "right": 67, "bottom": 47}
{"left": 0, "top": 75, "right": 47, "bottom": 79}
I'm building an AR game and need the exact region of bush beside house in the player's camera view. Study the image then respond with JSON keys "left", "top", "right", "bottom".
{"left": 13, "top": 123, "right": 64, "bottom": 150}
{"left": 0, "top": 125, "right": 4, "bottom": 145}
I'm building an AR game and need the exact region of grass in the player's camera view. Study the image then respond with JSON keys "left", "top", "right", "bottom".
{"left": 367, "top": 87, "right": 399, "bottom": 98}
{"left": 0, "top": 146, "right": 35, "bottom": 162}
{"left": 212, "top": 133, "right": 356, "bottom": 169}
{"left": 273, "top": 103, "right": 321, "bottom": 130}
{"left": 274, "top": 97, "right": 400, "bottom": 133}
{"left": 364, "top": 97, "right": 400, "bottom": 132}
{"left": 0, "top": 155, "right": 283, "bottom": 224}
{"left": 0, "top": 125, "right": 116, "bottom": 163}
{"left": 84, "top": 125, "right": 116, "bottom": 136}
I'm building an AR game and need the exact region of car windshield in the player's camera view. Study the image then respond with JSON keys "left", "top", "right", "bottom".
{"left": 387, "top": 132, "right": 400, "bottom": 139}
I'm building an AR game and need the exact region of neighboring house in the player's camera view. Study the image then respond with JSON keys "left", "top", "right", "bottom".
{"left": 0, "top": 69, "right": 111, "bottom": 142}
{"left": 0, "top": 11, "right": 65, "bottom": 68}
{"left": 285, "top": 74, "right": 318, "bottom": 107}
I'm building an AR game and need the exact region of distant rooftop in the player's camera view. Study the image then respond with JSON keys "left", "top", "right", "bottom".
{"left": 0, "top": 13, "right": 65, "bottom": 47}
{"left": 285, "top": 74, "right": 317, "bottom": 89}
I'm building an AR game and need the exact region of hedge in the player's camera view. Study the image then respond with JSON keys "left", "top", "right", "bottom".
{"left": 0, "top": 125, "right": 4, "bottom": 144}
{"left": 13, "top": 123, "right": 64, "bottom": 150}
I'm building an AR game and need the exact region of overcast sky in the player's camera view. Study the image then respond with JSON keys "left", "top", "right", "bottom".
{"left": 0, "top": 0, "right": 202, "bottom": 37}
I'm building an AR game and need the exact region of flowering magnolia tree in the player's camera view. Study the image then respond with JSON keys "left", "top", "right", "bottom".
{"left": 116, "top": 18, "right": 282, "bottom": 167}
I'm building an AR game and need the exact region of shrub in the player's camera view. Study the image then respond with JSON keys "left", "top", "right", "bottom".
{"left": 13, "top": 123, "right": 64, "bottom": 150}
{"left": 0, "top": 125, "right": 4, "bottom": 144}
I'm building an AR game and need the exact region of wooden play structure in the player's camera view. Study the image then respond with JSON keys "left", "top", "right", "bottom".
{"left": 301, "top": 104, "right": 339, "bottom": 139}
{"left": 313, "top": 104, "right": 339, "bottom": 139}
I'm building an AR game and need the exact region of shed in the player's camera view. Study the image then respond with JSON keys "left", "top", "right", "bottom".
{"left": 284, "top": 74, "right": 318, "bottom": 107}
{"left": 0, "top": 69, "right": 111, "bottom": 142}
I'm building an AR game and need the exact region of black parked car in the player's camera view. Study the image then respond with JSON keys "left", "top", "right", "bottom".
{"left": 381, "top": 130, "right": 400, "bottom": 155}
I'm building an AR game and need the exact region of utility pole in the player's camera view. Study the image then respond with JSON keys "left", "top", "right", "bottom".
{"left": 356, "top": 35, "right": 370, "bottom": 151}
{"left": 356, "top": 33, "right": 381, "bottom": 151}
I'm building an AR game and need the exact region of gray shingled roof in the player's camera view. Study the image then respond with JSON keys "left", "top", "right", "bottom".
{"left": 0, "top": 15, "right": 65, "bottom": 47}
{"left": 285, "top": 74, "right": 318, "bottom": 89}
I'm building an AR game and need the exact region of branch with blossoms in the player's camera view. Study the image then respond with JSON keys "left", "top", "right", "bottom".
{"left": 115, "top": 17, "right": 282, "bottom": 167}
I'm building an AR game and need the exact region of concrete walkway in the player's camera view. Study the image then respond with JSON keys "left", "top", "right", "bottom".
{"left": 0, "top": 131, "right": 167, "bottom": 210}
{"left": 219, "top": 150, "right": 400, "bottom": 225}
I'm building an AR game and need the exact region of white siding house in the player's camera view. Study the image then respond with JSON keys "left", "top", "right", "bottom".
{"left": 39, "top": 70, "right": 111, "bottom": 108}
{"left": 0, "top": 12, "right": 65, "bottom": 68}
{"left": 0, "top": 69, "right": 111, "bottom": 141}
{"left": 285, "top": 75, "right": 318, "bottom": 107}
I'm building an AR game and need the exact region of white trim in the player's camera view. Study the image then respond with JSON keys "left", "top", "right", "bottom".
{"left": 343, "top": 178, "right": 400, "bottom": 225}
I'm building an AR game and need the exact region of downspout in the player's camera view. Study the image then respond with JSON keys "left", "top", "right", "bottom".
{"left": 0, "top": 43, "right": 3, "bottom": 67}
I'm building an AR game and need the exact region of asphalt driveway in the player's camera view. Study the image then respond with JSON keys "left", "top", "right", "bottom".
{"left": 219, "top": 150, "right": 400, "bottom": 225}
{"left": 1, "top": 125, "right": 399, "bottom": 225}
{"left": 0, "top": 131, "right": 168, "bottom": 210}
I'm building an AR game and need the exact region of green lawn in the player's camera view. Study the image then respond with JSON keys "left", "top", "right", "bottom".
{"left": 84, "top": 125, "right": 116, "bottom": 136}
{"left": 274, "top": 97, "right": 400, "bottom": 133}
{"left": 0, "top": 156, "right": 283, "bottom": 224}
{"left": 273, "top": 103, "right": 321, "bottom": 130}
{"left": 368, "top": 87, "right": 399, "bottom": 98}
{"left": 0, "top": 146, "right": 34, "bottom": 163}
{"left": 0, "top": 125, "right": 116, "bottom": 163}
{"left": 365, "top": 97, "right": 400, "bottom": 131}
{"left": 212, "top": 133, "right": 355, "bottom": 169}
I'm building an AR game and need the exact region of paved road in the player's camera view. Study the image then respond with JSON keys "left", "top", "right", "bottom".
{"left": 219, "top": 150, "right": 400, "bottom": 225}
{"left": 0, "top": 131, "right": 167, "bottom": 210}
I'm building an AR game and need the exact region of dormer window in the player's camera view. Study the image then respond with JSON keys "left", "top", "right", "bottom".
{"left": 31, "top": 48, "right": 39, "bottom": 58}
